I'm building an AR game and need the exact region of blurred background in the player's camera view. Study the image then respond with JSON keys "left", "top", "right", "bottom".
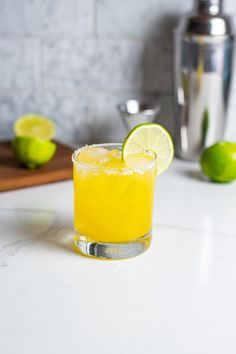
{"left": 0, "top": 0, "right": 236, "bottom": 146}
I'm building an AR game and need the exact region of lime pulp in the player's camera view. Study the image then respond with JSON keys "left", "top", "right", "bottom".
{"left": 14, "top": 114, "right": 56, "bottom": 141}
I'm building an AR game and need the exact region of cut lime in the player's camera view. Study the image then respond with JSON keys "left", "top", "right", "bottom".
{"left": 122, "top": 123, "right": 174, "bottom": 175}
{"left": 14, "top": 114, "right": 56, "bottom": 140}
{"left": 200, "top": 141, "right": 236, "bottom": 183}
{"left": 12, "top": 136, "right": 57, "bottom": 169}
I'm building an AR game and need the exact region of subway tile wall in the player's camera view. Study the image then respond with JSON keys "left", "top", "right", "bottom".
{"left": 0, "top": 0, "right": 236, "bottom": 145}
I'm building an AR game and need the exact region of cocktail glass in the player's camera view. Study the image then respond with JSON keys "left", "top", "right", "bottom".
{"left": 72, "top": 143, "right": 157, "bottom": 259}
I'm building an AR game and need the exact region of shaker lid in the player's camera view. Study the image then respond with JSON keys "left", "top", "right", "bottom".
{"left": 196, "top": 0, "right": 223, "bottom": 16}
{"left": 176, "top": 0, "right": 234, "bottom": 36}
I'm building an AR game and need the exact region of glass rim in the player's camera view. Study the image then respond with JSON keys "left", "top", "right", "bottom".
{"left": 72, "top": 143, "right": 157, "bottom": 172}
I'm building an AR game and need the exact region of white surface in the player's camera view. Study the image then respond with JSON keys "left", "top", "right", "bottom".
{"left": 0, "top": 160, "right": 236, "bottom": 354}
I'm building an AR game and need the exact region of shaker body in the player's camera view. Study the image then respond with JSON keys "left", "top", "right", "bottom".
{"left": 173, "top": 32, "right": 234, "bottom": 161}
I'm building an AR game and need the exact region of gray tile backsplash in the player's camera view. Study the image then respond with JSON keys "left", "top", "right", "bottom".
{"left": 97, "top": 0, "right": 191, "bottom": 41}
{"left": 42, "top": 40, "right": 146, "bottom": 92}
{"left": 0, "top": 40, "right": 39, "bottom": 91}
{"left": 0, "top": 0, "right": 236, "bottom": 145}
{"left": 0, "top": 0, "right": 94, "bottom": 38}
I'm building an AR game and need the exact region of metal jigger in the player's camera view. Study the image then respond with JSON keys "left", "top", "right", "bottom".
{"left": 117, "top": 99, "right": 161, "bottom": 133}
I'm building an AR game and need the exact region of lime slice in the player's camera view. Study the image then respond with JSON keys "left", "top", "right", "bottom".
{"left": 200, "top": 141, "right": 236, "bottom": 183}
{"left": 122, "top": 123, "right": 174, "bottom": 175}
{"left": 12, "top": 136, "right": 57, "bottom": 169}
{"left": 14, "top": 114, "right": 56, "bottom": 140}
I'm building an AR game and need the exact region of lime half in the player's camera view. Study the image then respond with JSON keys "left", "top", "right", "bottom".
{"left": 12, "top": 136, "right": 57, "bottom": 169}
{"left": 122, "top": 123, "right": 174, "bottom": 175}
{"left": 14, "top": 114, "right": 56, "bottom": 140}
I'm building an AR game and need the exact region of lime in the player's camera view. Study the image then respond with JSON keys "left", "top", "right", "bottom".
{"left": 14, "top": 114, "right": 56, "bottom": 140}
{"left": 122, "top": 123, "right": 174, "bottom": 175}
{"left": 200, "top": 141, "right": 236, "bottom": 183}
{"left": 12, "top": 136, "right": 57, "bottom": 169}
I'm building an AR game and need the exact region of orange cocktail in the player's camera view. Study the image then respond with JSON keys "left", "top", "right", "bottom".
{"left": 72, "top": 144, "right": 156, "bottom": 259}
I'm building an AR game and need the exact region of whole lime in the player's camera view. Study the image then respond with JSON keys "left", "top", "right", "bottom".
{"left": 12, "top": 136, "right": 57, "bottom": 169}
{"left": 200, "top": 141, "right": 236, "bottom": 183}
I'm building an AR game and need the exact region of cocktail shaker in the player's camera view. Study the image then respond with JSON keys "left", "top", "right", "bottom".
{"left": 173, "top": 0, "right": 234, "bottom": 161}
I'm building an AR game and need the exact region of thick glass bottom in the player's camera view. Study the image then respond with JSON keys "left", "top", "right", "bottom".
{"left": 73, "top": 231, "right": 152, "bottom": 260}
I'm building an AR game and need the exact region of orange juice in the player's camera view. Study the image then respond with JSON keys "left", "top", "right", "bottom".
{"left": 73, "top": 144, "right": 156, "bottom": 245}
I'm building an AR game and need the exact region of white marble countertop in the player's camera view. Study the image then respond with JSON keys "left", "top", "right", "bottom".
{"left": 0, "top": 160, "right": 236, "bottom": 354}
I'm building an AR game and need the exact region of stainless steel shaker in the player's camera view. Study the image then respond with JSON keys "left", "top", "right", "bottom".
{"left": 173, "top": 0, "right": 234, "bottom": 161}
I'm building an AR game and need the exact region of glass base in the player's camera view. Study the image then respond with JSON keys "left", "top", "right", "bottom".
{"left": 73, "top": 232, "right": 152, "bottom": 260}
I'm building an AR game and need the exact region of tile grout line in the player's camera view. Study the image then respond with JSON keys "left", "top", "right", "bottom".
{"left": 0, "top": 35, "right": 171, "bottom": 46}
{"left": 0, "top": 88, "right": 172, "bottom": 97}
{"left": 92, "top": 0, "right": 97, "bottom": 38}
{"left": 90, "top": 95, "right": 97, "bottom": 143}
{"left": 37, "top": 38, "right": 43, "bottom": 93}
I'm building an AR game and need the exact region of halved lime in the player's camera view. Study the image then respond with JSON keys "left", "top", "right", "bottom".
{"left": 122, "top": 123, "right": 174, "bottom": 175}
{"left": 12, "top": 136, "right": 57, "bottom": 169}
{"left": 14, "top": 114, "right": 56, "bottom": 140}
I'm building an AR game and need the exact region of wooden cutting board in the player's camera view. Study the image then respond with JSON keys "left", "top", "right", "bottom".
{"left": 0, "top": 140, "right": 73, "bottom": 192}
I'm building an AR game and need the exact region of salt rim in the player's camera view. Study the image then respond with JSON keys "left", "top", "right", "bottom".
{"left": 71, "top": 143, "right": 157, "bottom": 175}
